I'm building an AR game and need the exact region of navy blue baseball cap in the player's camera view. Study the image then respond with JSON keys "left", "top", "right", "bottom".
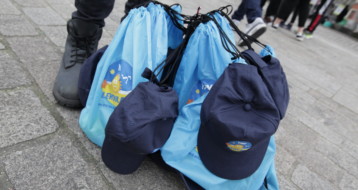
{"left": 241, "top": 49, "right": 289, "bottom": 119}
{"left": 101, "top": 70, "right": 178, "bottom": 174}
{"left": 198, "top": 61, "right": 281, "bottom": 180}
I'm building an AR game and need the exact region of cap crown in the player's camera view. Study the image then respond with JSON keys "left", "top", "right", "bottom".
{"left": 106, "top": 82, "right": 178, "bottom": 154}
{"left": 201, "top": 62, "right": 280, "bottom": 151}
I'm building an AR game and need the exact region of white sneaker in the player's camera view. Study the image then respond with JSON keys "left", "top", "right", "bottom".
{"left": 238, "top": 17, "right": 267, "bottom": 46}
{"left": 245, "top": 17, "right": 267, "bottom": 37}
{"left": 296, "top": 34, "right": 304, "bottom": 41}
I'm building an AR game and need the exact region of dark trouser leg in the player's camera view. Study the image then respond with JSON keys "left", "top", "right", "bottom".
{"left": 72, "top": 0, "right": 115, "bottom": 27}
{"left": 245, "top": 0, "right": 263, "bottom": 23}
{"left": 232, "top": 0, "right": 247, "bottom": 21}
{"left": 297, "top": 0, "right": 310, "bottom": 27}
{"left": 276, "top": 0, "right": 299, "bottom": 21}
{"left": 306, "top": 0, "right": 333, "bottom": 32}
{"left": 265, "top": 0, "right": 282, "bottom": 17}
{"left": 289, "top": 6, "right": 299, "bottom": 24}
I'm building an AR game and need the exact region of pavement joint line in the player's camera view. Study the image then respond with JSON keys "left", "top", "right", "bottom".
{"left": 277, "top": 170, "right": 301, "bottom": 190}
{"left": 286, "top": 110, "right": 346, "bottom": 148}
{"left": 0, "top": 163, "right": 15, "bottom": 190}
{"left": 1, "top": 32, "right": 111, "bottom": 187}
{"left": 283, "top": 113, "right": 358, "bottom": 180}
{"left": 0, "top": 121, "right": 115, "bottom": 190}
{"left": 2, "top": 1, "right": 117, "bottom": 187}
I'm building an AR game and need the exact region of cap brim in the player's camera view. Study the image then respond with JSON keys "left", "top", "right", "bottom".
{"left": 197, "top": 123, "right": 270, "bottom": 180}
{"left": 101, "top": 135, "right": 146, "bottom": 174}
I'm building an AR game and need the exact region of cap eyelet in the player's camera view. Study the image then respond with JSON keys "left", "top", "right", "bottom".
{"left": 244, "top": 103, "right": 252, "bottom": 111}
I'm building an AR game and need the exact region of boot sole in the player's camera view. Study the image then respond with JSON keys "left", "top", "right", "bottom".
{"left": 53, "top": 88, "right": 83, "bottom": 109}
{"left": 238, "top": 27, "right": 267, "bottom": 47}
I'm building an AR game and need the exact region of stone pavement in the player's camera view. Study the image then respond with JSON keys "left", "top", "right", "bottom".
{"left": 0, "top": 0, "right": 357, "bottom": 189}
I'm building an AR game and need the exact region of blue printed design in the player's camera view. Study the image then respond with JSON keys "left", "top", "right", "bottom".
{"left": 101, "top": 60, "right": 133, "bottom": 106}
{"left": 186, "top": 79, "right": 215, "bottom": 104}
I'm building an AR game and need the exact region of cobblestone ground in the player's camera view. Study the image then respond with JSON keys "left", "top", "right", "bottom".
{"left": 0, "top": 0, "right": 357, "bottom": 189}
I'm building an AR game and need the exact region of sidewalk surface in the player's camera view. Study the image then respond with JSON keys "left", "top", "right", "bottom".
{"left": 1, "top": 0, "right": 358, "bottom": 189}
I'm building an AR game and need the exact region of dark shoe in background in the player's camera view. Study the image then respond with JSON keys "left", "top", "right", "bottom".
{"left": 53, "top": 19, "right": 102, "bottom": 108}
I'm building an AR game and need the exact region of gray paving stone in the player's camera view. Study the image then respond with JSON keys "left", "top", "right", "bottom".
{"left": 287, "top": 103, "right": 345, "bottom": 145}
{"left": 56, "top": 106, "right": 102, "bottom": 162}
{"left": 40, "top": 26, "right": 67, "bottom": 47}
{"left": 0, "top": 0, "right": 21, "bottom": 15}
{"left": 23, "top": 7, "right": 66, "bottom": 25}
{"left": 314, "top": 137, "right": 358, "bottom": 178}
{"left": 275, "top": 116, "right": 320, "bottom": 157}
{"left": 1, "top": 135, "right": 109, "bottom": 190}
{"left": 276, "top": 118, "right": 348, "bottom": 187}
{"left": 100, "top": 159, "right": 185, "bottom": 190}
{"left": 5, "top": 37, "right": 60, "bottom": 100}
{"left": 0, "top": 164, "right": 14, "bottom": 190}
{"left": 23, "top": 58, "right": 59, "bottom": 103}
{"left": 339, "top": 173, "right": 358, "bottom": 190}
{"left": 45, "top": 0, "right": 72, "bottom": 5}
{"left": 7, "top": 36, "right": 61, "bottom": 62}
{"left": 291, "top": 91, "right": 358, "bottom": 144}
{"left": 341, "top": 140, "right": 358, "bottom": 159}
{"left": 333, "top": 86, "right": 358, "bottom": 114}
{"left": 0, "top": 42, "right": 5, "bottom": 50}
{"left": 50, "top": 4, "right": 75, "bottom": 21}
{"left": 104, "top": 18, "right": 121, "bottom": 36}
{"left": 0, "top": 15, "right": 38, "bottom": 36}
{"left": 308, "top": 89, "right": 358, "bottom": 131}
{"left": 0, "top": 88, "right": 58, "bottom": 148}
{"left": 0, "top": 51, "right": 31, "bottom": 89}
{"left": 277, "top": 174, "right": 299, "bottom": 190}
{"left": 13, "top": 0, "right": 46, "bottom": 7}
{"left": 297, "top": 149, "right": 345, "bottom": 186}
{"left": 108, "top": 2, "right": 126, "bottom": 24}
{"left": 291, "top": 165, "right": 337, "bottom": 190}
{"left": 275, "top": 145, "right": 296, "bottom": 176}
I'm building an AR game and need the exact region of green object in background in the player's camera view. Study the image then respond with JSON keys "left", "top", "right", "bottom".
{"left": 323, "top": 21, "right": 333, "bottom": 27}
{"left": 338, "top": 19, "right": 347, "bottom": 26}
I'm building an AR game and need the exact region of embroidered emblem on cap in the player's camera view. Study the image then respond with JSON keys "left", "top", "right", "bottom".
{"left": 226, "top": 141, "right": 252, "bottom": 152}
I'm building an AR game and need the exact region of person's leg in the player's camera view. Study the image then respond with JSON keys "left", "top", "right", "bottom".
{"left": 285, "top": 5, "right": 299, "bottom": 30}
{"left": 264, "top": 0, "right": 282, "bottom": 19}
{"left": 272, "top": 0, "right": 299, "bottom": 28}
{"left": 289, "top": 6, "right": 299, "bottom": 24}
{"left": 296, "top": 0, "right": 310, "bottom": 41}
{"left": 238, "top": 0, "right": 267, "bottom": 46}
{"left": 305, "top": 0, "right": 333, "bottom": 34}
{"left": 232, "top": 0, "right": 248, "bottom": 21}
{"left": 54, "top": 0, "right": 113, "bottom": 108}
{"left": 245, "top": 0, "right": 262, "bottom": 23}
{"left": 72, "top": 0, "right": 115, "bottom": 27}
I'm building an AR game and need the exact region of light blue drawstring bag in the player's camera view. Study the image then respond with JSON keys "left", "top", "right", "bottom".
{"left": 161, "top": 13, "right": 279, "bottom": 190}
{"left": 79, "top": 3, "right": 183, "bottom": 147}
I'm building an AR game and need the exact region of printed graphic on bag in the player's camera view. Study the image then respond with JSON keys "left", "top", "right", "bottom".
{"left": 101, "top": 60, "right": 133, "bottom": 107}
{"left": 186, "top": 79, "right": 215, "bottom": 104}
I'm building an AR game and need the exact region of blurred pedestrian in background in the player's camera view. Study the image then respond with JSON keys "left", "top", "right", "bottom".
{"left": 263, "top": 0, "right": 282, "bottom": 23}
{"left": 231, "top": 0, "right": 267, "bottom": 45}
{"left": 304, "top": 0, "right": 335, "bottom": 38}
{"left": 272, "top": 0, "right": 311, "bottom": 41}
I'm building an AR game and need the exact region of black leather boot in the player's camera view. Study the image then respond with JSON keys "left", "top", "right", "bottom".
{"left": 53, "top": 19, "right": 102, "bottom": 108}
